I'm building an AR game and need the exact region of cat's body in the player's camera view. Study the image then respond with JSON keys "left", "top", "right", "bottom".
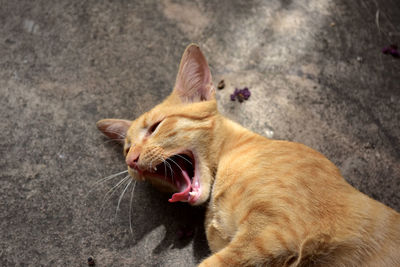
{"left": 97, "top": 44, "right": 400, "bottom": 266}
{"left": 203, "top": 117, "right": 400, "bottom": 266}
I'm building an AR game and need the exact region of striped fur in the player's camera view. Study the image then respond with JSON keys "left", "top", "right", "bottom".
{"left": 97, "top": 44, "right": 400, "bottom": 266}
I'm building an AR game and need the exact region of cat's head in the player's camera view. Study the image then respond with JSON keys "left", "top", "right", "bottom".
{"left": 97, "top": 44, "right": 218, "bottom": 205}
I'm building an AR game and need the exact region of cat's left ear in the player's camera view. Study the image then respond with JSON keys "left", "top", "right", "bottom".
{"left": 96, "top": 119, "right": 131, "bottom": 143}
{"left": 173, "top": 44, "right": 215, "bottom": 103}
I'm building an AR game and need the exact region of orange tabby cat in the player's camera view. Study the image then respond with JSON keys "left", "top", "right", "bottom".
{"left": 97, "top": 44, "right": 400, "bottom": 266}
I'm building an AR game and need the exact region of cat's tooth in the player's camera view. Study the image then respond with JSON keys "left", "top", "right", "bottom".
{"left": 189, "top": 192, "right": 197, "bottom": 197}
{"left": 153, "top": 166, "right": 157, "bottom": 171}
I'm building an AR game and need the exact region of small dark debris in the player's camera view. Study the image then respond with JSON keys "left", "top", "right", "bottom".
{"left": 230, "top": 87, "right": 251, "bottom": 102}
{"left": 88, "top": 256, "right": 95, "bottom": 266}
{"left": 5, "top": 39, "right": 16, "bottom": 45}
{"left": 364, "top": 142, "right": 376, "bottom": 149}
{"left": 382, "top": 44, "right": 399, "bottom": 58}
{"left": 217, "top": 79, "right": 225, "bottom": 90}
{"left": 306, "top": 73, "right": 314, "bottom": 80}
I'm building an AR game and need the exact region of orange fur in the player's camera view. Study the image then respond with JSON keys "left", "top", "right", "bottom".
{"left": 97, "top": 44, "right": 400, "bottom": 266}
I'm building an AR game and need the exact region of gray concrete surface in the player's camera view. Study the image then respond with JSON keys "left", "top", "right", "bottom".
{"left": 1, "top": 0, "right": 399, "bottom": 266}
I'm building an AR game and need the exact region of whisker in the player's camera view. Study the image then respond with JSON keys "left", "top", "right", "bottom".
{"left": 115, "top": 179, "right": 132, "bottom": 220}
{"left": 164, "top": 160, "right": 175, "bottom": 183}
{"left": 165, "top": 159, "right": 174, "bottom": 175}
{"left": 85, "top": 170, "right": 128, "bottom": 198}
{"left": 95, "top": 170, "right": 128, "bottom": 185}
{"left": 99, "top": 175, "right": 130, "bottom": 214}
{"left": 163, "top": 157, "right": 168, "bottom": 181}
{"left": 174, "top": 154, "right": 193, "bottom": 166}
{"left": 129, "top": 180, "right": 137, "bottom": 234}
{"left": 149, "top": 158, "right": 155, "bottom": 170}
{"left": 100, "top": 176, "right": 129, "bottom": 209}
{"left": 167, "top": 158, "right": 184, "bottom": 174}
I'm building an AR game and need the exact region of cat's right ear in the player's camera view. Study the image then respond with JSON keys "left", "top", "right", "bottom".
{"left": 96, "top": 119, "right": 131, "bottom": 142}
{"left": 173, "top": 44, "right": 215, "bottom": 103}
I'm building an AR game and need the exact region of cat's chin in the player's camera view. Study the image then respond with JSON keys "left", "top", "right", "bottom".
{"left": 129, "top": 151, "right": 202, "bottom": 204}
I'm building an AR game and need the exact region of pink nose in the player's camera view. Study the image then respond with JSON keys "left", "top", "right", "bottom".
{"left": 126, "top": 151, "right": 140, "bottom": 170}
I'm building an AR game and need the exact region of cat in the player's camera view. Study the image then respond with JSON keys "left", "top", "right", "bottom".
{"left": 97, "top": 44, "right": 400, "bottom": 266}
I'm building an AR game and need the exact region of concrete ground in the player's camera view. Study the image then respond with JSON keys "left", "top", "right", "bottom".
{"left": 1, "top": 0, "right": 399, "bottom": 266}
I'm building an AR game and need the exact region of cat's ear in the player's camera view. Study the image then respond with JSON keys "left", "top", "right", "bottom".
{"left": 173, "top": 44, "right": 215, "bottom": 103}
{"left": 96, "top": 119, "right": 131, "bottom": 142}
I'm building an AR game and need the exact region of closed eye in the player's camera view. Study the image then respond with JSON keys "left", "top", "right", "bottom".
{"left": 148, "top": 121, "right": 162, "bottom": 135}
{"left": 124, "top": 143, "right": 132, "bottom": 155}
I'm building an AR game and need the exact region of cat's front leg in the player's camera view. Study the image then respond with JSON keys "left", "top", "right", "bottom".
{"left": 198, "top": 234, "right": 264, "bottom": 267}
{"left": 198, "top": 245, "right": 242, "bottom": 267}
{"left": 199, "top": 224, "right": 301, "bottom": 267}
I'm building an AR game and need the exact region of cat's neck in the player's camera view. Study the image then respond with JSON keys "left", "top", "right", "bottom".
{"left": 211, "top": 115, "right": 269, "bottom": 163}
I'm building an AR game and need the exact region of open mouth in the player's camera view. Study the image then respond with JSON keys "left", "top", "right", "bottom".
{"left": 139, "top": 151, "right": 201, "bottom": 204}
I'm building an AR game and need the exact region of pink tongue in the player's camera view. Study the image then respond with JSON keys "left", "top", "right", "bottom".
{"left": 168, "top": 170, "right": 191, "bottom": 203}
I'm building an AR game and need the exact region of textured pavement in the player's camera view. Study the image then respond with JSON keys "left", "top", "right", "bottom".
{"left": 1, "top": 0, "right": 399, "bottom": 266}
